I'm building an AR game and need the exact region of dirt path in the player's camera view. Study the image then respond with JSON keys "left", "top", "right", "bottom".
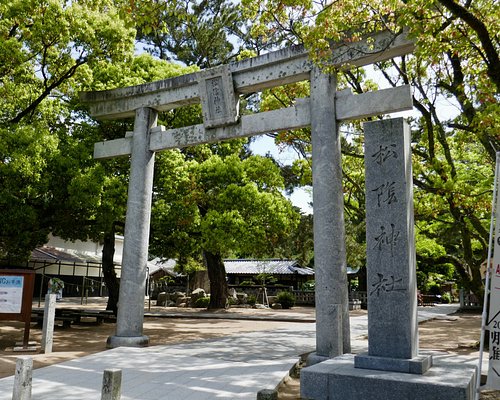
{"left": 1, "top": 299, "right": 318, "bottom": 378}
{"left": 0, "top": 314, "right": 300, "bottom": 379}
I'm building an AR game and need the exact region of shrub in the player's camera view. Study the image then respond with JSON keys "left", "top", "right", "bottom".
{"left": 301, "top": 280, "right": 315, "bottom": 291}
{"left": 247, "top": 294, "right": 257, "bottom": 306}
{"left": 240, "top": 280, "right": 255, "bottom": 286}
{"left": 276, "top": 291, "right": 296, "bottom": 309}
{"left": 441, "top": 293, "right": 452, "bottom": 304}
{"left": 256, "top": 273, "right": 277, "bottom": 286}
{"left": 194, "top": 297, "right": 210, "bottom": 308}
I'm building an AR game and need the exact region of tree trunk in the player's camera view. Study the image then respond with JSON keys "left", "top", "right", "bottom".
{"left": 102, "top": 223, "right": 122, "bottom": 315}
{"left": 204, "top": 250, "right": 228, "bottom": 310}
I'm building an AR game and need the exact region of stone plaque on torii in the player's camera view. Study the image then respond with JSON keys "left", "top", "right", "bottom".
{"left": 80, "top": 31, "right": 414, "bottom": 354}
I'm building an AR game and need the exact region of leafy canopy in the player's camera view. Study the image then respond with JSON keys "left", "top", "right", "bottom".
{"left": 241, "top": 0, "right": 499, "bottom": 296}
{"left": 151, "top": 151, "right": 300, "bottom": 261}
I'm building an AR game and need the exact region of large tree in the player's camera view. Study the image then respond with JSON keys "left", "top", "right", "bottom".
{"left": 133, "top": 0, "right": 252, "bottom": 68}
{"left": 0, "top": 0, "right": 205, "bottom": 312}
{"left": 150, "top": 150, "right": 300, "bottom": 309}
{"left": 0, "top": 0, "right": 135, "bottom": 261}
{"left": 242, "top": 0, "right": 499, "bottom": 297}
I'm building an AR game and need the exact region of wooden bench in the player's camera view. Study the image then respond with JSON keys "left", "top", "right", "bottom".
{"left": 31, "top": 308, "right": 116, "bottom": 327}
{"left": 31, "top": 313, "right": 76, "bottom": 328}
{"left": 72, "top": 311, "right": 116, "bottom": 325}
{"left": 418, "top": 294, "right": 439, "bottom": 306}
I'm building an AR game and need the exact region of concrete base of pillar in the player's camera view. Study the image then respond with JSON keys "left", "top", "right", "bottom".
{"left": 355, "top": 352, "right": 433, "bottom": 374}
{"left": 306, "top": 352, "right": 330, "bottom": 367}
{"left": 106, "top": 335, "right": 149, "bottom": 349}
{"left": 301, "top": 354, "right": 476, "bottom": 400}
{"left": 13, "top": 342, "right": 39, "bottom": 352}
{"left": 12, "top": 346, "right": 39, "bottom": 352}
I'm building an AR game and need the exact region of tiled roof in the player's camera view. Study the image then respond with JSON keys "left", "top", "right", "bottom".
{"left": 148, "top": 258, "right": 181, "bottom": 277}
{"left": 147, "top": 258, "right": 361, "bottom": 277}
{"left": 223, "top": 259, "right": 314, "bottom": 276}
{"left": 31, "top": 247, "right": 102, "bottom": 264}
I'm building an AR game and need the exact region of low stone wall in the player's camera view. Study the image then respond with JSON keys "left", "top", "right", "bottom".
{"left": 459, "top": 289, "right": 482, "bottom": 310}
{"left": 293, "top": 290, "right": 315, "bottom": 305}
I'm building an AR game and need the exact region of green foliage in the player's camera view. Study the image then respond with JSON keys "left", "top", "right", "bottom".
{"left": 194, "top": 296, "right": 211, "bottom": 308}
{"left": 301, "top": 280, "right": 315, "bottom": 291}
{"left": 48, "top": 277, "right": 64, "bottom": 292}
{"left": 256, "top": 273, "right": 278, "bottom": 286}
{"left": 0, "top": 0, "right": 138, "bottom": 260}
{"left": 247, "top": 294, "right": 257, "bottom": 306}
{"left": 441, "top": 293, "right": 452, "bottom": 304}
{"left": 89, "top": 53, "right": 198, "bottom": 92}
{"left": 241, "top": 0, "right": 499, "bottom": 299}
{"left": 0, "top": 122, "right": 58, "bottom": 258}
{"left": 0, "top": 0, "right": 298, "bottom": 314}
{"left": 272, "top": 213, "right": 314, "bottom": 267}
{"left": 134, "top": 0, "right": 250, "bottom": 68}
{"left": 158, "top": 276, "right": 175, "bottom": 286}
{"left": 151, "top": 151, "right": 300, "bottom": 259}
{"left": 276, "top": 291, "right": 296, "bottom": 309}
{"left": 0, "top": 1, "right": 207, "bottom": 261}
{"left": 0, "top": 0, "right": 135, "bottom": 124}
{"left": 415, "top": 237, "right": 446, "bottom": 260}
{"left": 175, "top": 258, "right": 206, "bottom": 275}
{"left": 150, "top": 144, "right": 300, "bottom": 310}
{"left": 416, "top": 271, "right": 428, "bottom": 292}
{"left": 3, "top": 0, "right": 495, "bottom": 314}
{"left": 419, "top": 272, "right": 448, "bottom": 295}
{"left": 239, "top": 280, "right": 255, "bottom": 286}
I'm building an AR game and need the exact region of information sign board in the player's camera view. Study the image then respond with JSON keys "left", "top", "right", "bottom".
{"left": 0, "top": 275, "right": 24, "bottom": 314}
{"left": 0, "top": 269, "right": 35, "bottom": 348}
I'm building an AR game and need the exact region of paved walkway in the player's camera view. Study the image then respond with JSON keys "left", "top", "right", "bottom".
{"left": 0, "top": 304, "right": 463, "bottom": 399}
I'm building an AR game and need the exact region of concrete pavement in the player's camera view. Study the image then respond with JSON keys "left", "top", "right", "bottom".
{"left": 0, "top": 304, "right": 467, "bottom": 399}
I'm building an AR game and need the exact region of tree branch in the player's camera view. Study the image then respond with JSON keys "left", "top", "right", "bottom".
{"left": 438, "top": 0, "right": 500, "bottom": 91}
{"left": 9, "top": 58, "right": 87, "bottom": 124}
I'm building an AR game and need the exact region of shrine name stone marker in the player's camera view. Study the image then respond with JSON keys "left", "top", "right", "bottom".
{"left": 355, "top": 117, "right": 431, "bottom": 374}
{"left": 300, "top": 118, "right": 476, "bottom": 400}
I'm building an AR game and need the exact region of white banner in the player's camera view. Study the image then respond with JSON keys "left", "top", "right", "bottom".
{"left": 488, "top": 159, "right": 500, "bottom": 388}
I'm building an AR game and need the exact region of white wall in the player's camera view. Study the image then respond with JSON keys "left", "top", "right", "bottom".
{"left": 45, "top": 234, "right": 124, "bottom": 265}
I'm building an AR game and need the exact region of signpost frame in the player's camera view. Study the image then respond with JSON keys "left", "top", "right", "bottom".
{"left": 0, "top": 269, "right": 36, "bottom": 348}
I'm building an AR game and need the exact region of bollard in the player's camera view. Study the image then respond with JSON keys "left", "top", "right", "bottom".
{"left": 101, "top": 369, "right": 122, "bottom": 400}
{"left": 41, "top": 294, "right": 56, "bottom": 353}
{"left": 12, "top": 356, "right": 32, "bottom": 400}
{"left": 256, "top": 388, "right": 278, "bottom": 400}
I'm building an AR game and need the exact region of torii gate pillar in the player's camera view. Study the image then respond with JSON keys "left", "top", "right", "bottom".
{"left": 107, "top": 107, "right": 157, "bottom": 348}
{"left": 310, "top": 68, "right": 350, "bottom": 357}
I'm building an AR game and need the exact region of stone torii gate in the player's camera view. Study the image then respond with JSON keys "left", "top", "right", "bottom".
{"left": 80, "top": 31, "right": 414, "bottom": 354}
